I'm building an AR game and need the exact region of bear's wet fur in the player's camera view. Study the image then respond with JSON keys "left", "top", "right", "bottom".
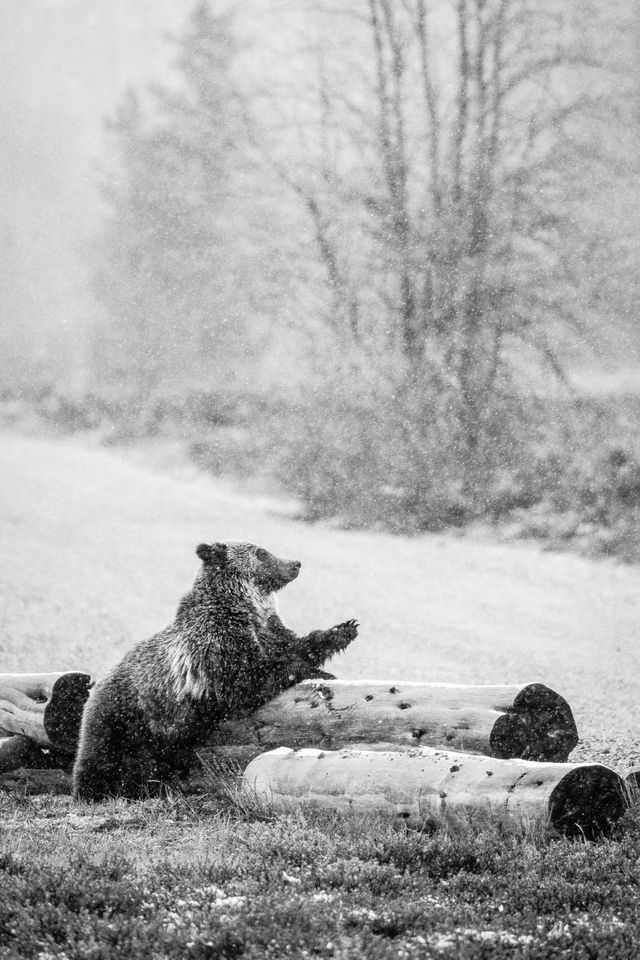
{"left": 72, "top": 541, "right": 358, "bottom": 800}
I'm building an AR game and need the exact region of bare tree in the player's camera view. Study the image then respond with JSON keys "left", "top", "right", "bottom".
{"left": 267, "top": 0, "right": 605, "bottom": 496}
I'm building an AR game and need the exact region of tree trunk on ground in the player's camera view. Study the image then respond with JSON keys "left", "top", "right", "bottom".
{"left": 0, "top": 737, "right": 73, "bottom": 794}
{"left": 210, "top": 680, "right": 578, "bottom": 765}
{"left": 0, "top": 735, "right": 75, "bottom": 774}
{"left": 0, "top": 674, "right": 580, "bottom": 791}
{"left": 0, "top": 673, "right": 92, "bottom": 751}
{"left": 244, "top": 746, "right": 627, "bottom": 839}
{"left": 0, "top": 735, "right": 41, "bottom": 774}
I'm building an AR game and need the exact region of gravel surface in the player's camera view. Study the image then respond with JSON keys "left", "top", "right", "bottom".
{"left": 1, "top": 431, "right": 639, "bottom": 777}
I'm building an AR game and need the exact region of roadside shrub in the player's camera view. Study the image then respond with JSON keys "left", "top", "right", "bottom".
{"left": 505, "top": 438, "right": 640, "bottom": 561}
{"left": 273, "top": 372, "right": 533, "bottom": 533}
{"left": 269, "top": 379, "right": 640, "bottom": 559}
{"left": 3, "top": 379, "right": 640, "bottom": 561}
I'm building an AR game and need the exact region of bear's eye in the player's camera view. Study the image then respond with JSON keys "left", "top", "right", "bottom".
{"left": 256, "top": 548, "right": 268, "bottom": 562}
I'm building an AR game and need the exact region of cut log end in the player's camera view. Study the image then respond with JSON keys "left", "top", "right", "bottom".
{"left": 0, "top": 736, "right": 41, "bottom": 775}
{"left": 489, "top": 683, "right": 578, "bottom": 762}
{"left": 43, "top": 673, "right": 92, "bottom": 752}
{"left": 549, "top": 765, "right": 627, "bottom": 839}
{"left": 625, "top": 770, "right": 640, "bottom": 794}
{"left": 0, "top": 735, "right": 75, "bottom": 777}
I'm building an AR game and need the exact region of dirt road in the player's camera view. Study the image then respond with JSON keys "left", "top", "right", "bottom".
{"left": 1, "top": 431, "right": 638, "bottom": 769}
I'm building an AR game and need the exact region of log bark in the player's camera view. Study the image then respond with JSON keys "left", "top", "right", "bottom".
{"left": 210, "top": 680, "right": 578, "bottom": 765}
{"left": 244, "top": 746, "right": 627, "bottom": 839}
{"left": 0, "top": 672, "right": 91, "bottom": 752}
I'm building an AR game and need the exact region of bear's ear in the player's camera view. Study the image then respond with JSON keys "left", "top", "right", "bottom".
{"left": 196, "top": 542, "right": 228, "bottom": 568}
{"left": 196, "top": 543, "right": 212, "bottom": 563}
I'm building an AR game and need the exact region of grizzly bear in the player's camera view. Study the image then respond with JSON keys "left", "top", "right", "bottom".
{"left": 72, "top": 541, "right": 358, "bottom": 800}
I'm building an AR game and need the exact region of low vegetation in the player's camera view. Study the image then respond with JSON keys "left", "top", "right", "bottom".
{"left": 0, "top": 784, "right": 639, "bottom": 960}
{"left": 3, "top": 384, "right": 639, "bottom": 564}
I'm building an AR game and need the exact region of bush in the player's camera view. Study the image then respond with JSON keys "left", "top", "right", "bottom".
{"left": 3, "top": 379, "right": 639, "bottom": 561}
{"left": 272, "top": 373, "right": 531, "bottom": 534}
{"left": 268, "top": 380, "right": 640, "bottom": 560}
{"left": 508, "top": 445, "right": 640, "bottom": 561}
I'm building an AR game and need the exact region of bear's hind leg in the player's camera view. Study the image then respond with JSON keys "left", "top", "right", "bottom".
{"left": 73, "top": 675, "right": 153, "bottom": 801}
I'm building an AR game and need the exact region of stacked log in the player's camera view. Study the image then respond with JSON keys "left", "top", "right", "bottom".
{"left": 1, "top": 676, "right": 579, "bottom": 772}
{"left": 244, "top": 745, "right": 628, "bottom": 839}
{"left": 211, "top": 679, "right": 579, "bottom": 765}
{"left": 0, "top": 672, "right": 629, "bottom": 837}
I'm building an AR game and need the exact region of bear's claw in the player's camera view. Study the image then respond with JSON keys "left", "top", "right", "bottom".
{"left": 331, "top": 619, "right": 359, "bottom": 643}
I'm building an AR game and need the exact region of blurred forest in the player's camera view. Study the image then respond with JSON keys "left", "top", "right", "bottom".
{"left": 2, "top": 0, "right": 640, "bottom": 558}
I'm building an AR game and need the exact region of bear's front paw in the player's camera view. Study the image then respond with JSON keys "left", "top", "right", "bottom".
{"left": 331, "top": 619, "right": 359, "bottom": 643}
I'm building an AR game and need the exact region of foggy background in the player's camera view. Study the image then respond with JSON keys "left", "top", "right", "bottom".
{"left": 2, "top": 0, "right": 640, "bottom": 560}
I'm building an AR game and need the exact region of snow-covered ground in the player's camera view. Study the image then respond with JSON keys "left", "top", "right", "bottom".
{"left": 1, "top": 431, "right": 639, "bottom": 771}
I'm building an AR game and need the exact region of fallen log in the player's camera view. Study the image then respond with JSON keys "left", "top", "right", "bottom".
{"left": 0, "top": 675, "right": 577, "bottom": 767}
{"left": 0, "top": 738, "right": 73, "bottom": 794}
{"left": 0, "top": 735, "right": 74, "bottom": 775}
{"left": 0, "top": 672, "right": 92, "bottom": 752}
{"left": 211, "top": 680, "right": 579, "bottom": 765}
{"left": 244, "top": 746, "right": 627, "bottom": 839}
{"left": 0, "top": 735, "right": 41, "bottom": 774}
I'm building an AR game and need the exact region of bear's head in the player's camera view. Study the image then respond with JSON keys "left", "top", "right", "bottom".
{"left": 196, "top": 541, "right": 301, "bottom": 593}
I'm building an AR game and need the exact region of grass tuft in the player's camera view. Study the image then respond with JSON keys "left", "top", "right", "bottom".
{"left": 0, "top": 793, "right": 639, "bottom": 958}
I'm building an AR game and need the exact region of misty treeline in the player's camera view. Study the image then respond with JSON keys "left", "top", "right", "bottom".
{"left": 87, "top": 0, "right": 640, "bottom": 551}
